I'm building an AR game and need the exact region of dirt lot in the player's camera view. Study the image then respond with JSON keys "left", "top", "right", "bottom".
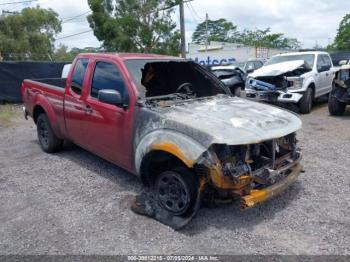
{"left": 0, "top": 102, "right": 349, "bottom": 255}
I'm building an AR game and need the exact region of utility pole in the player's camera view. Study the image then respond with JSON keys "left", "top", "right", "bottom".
{"left": 179, "top": 0, "right": 186, "bottom": 58}
{"left": 205, "top": 13, "right": 209, "bottom": 52}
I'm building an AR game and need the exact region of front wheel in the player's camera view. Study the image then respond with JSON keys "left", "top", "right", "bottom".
{"left": 328, "top": 94, "right": 346, "bottom": 116}
{"left": 154, "top": 167, "right": 198, "bottom": 216}
{"left": 37, "top": 113, "right": 63, "bottom": 153}
{"left": 299, "top": 87, "right": 313, "bottom": 114}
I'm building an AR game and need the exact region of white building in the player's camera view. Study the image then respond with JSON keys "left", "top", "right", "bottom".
{"left": 187, "top": 42, "right": 291, "bottom": 66}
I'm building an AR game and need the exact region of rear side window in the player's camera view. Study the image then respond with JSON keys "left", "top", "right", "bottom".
{"left": 322, "top": 55, "right": 332, "bottom": 67}
{"left": 71, "top": 58, "right": 89, "bottom": 95}
{"left": 91, "top": 61, "right": 126, "bottom": 99}
{"left": 317, "top": 55, "right": 332, "bottom": 71}
{"left": 316, "top": 55, "right": 324, "bottom": 71}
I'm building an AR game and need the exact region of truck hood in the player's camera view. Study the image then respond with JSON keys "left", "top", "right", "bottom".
{"left": 249, "top": 60, "right": 306, "bottom": 77}
{"left": 158, "top": 95, "right": 302, "bottom": 145}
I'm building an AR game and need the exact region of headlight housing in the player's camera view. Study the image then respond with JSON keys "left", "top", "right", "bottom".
{"left": 286, "top": 77, "right": 304, "bottom": 90}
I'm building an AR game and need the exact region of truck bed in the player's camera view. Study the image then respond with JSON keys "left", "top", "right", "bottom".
{"left": 30, "top": 78, "right": 67, "bottom": 89}
{"left": 22, "top": 78, "right": 68, "bottom": 139}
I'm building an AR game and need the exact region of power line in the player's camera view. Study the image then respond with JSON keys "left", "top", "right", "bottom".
{"left": 188, "top": 1, "right": 203, "bottom": 21}
{"left": 185, "top": 2, "right": 198, "bottom": 24}
{"left": 56, "top": 29, "right": 93, "bottom": 40}
{"left": 62, "top": 11, "right": 91, "bottom": 23}
{"left": 0, "top": 0, "right": 38, "bottom": 6}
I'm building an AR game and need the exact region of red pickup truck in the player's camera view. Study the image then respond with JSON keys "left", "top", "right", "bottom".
{"left": 22, "top": 53, "right": 303, "bottom": 229}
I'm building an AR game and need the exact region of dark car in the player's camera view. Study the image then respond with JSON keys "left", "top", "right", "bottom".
{"left": 209, "top": 60, "right": 264, "bottom": 96}
{"left": 328, "top": 61, "right": 350, "bottom": 115}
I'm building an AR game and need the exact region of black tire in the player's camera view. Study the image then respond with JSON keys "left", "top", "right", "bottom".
{"left": 37, "top": 113, "right": 63, "bottom": 153}
{"left": 154, "top": 167, "right": 198, "bottom": 216}
{"left": 299, "top": 87, "right": 313, "bottom": 114}
{"left": 328, "top": 94, "right": 346, "bottom": 116}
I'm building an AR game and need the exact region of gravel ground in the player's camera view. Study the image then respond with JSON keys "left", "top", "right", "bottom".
{"left": 0, "top": 102, "right": 349, "bottom": 255}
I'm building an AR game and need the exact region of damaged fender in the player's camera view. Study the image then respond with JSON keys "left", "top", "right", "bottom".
{"left": 134, "top": 129, "right": 207, "bottom": 175}
{"left": 133, "top": 130, "right": 210, "bottom": 229}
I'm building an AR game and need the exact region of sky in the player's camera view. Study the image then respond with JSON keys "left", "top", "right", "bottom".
{"left": 4, "top": 0, "right": 350, "bottom": 50}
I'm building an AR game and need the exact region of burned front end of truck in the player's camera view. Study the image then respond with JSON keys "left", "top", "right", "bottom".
{"left": 195, "top": 133, "right": 302, "bottom": 210}
{"left": 126, "top": 58, "right": 302, "bottom": 229}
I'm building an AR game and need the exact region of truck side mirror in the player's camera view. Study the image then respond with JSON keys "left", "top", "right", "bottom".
{"left": 98, "top": 89, "right": 123, "bottom": 107}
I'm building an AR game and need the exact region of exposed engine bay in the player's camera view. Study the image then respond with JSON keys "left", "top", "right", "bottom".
{"left": 197, "top": 133, "right": 301, "bottom": 193}
{"left": 139, "top": 61, "right": 229, "bottom": 107}
{"left": 247, "top": 62, "right": 310, "bottom": 92}
{"left": 245, "top": 60, "right": 314, "bottom": 104}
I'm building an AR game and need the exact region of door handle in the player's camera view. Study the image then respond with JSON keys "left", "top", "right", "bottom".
{"left": 326, "top": 73, "right": 329, "bottom": 76}
{"left": 85, "top": 105, "right": 93, "bottom": 114}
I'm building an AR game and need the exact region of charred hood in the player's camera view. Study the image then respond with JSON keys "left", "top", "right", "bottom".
{"left": 143, "top": 95, "right": 302, "bottom": 147}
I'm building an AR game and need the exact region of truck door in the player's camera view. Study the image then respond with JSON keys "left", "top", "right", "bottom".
{"left": 315, "top": 55, "right": 326, "bottom": 97}
{"left": 81, "top": 60, "right": 133, "bottom": 170}
{"left": 316, "top": 55, "right": 332, "bottom": 96}
{"left": 321, "top": 55, "right": 334, "bottom": 94}
{"left": 64, "top": 58, "right": 90, "bottom": 146}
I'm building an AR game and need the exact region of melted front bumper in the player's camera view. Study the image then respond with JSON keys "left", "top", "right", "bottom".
{"left": 240, "top": 163, "right": 302, "bottom": 209}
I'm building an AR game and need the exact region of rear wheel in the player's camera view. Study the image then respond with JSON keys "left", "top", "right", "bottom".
{"left": 37, "top": 113, "right": 63, "bottom": 153}
{"left": 154, "top": 167, "right": 198, "bottom": 216}
{"left": 328, "top": 94, "right": 346, "bottom": 116}
{"left": 299, "top": 87, "right": 313, "bottom": 114}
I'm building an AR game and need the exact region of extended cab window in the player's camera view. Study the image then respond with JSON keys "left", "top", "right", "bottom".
{"left": 317, "top": 55, "right": 331, "bottom": 72}
{"left": 71, "top": 58, "right": 89, "bottom": 95}
{"left": 91, "top": 62, "right": 126, "bottom": 99}
{"left": 322, "top": 55, "right": 332, "bottom": 67}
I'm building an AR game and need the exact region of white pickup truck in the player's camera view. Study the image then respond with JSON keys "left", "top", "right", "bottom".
{"left": 245, "top": 51, "right": 335, "bottom": 113}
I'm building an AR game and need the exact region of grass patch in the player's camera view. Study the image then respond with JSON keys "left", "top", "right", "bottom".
{"left": 0, "top": 104, "right": 21, "bottom": 128}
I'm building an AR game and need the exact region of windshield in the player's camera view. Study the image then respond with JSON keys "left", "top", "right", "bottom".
{"left": 265, "top": 54, "right": 315, "bottom": 68}
{"left": 124, "top": 59, "right": 228, "bottom": 102}
{"left": 229, "top": 61, "right": 245, "bottom": 68}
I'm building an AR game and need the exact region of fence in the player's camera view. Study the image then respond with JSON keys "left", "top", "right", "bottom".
{"left": 329, "top": 51, "right": 350, "bottom": 65}
{"left": 0, "top": 61, "right": 68, "bottom": 103}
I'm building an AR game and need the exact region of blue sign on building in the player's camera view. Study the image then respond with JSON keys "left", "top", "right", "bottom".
{"left": 189, "top": 56, "right": 236, "bottom": 66}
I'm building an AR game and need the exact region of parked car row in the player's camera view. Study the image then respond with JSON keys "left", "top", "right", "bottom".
{"left": 213, "top": 51, "right": 349, "bottom": 116}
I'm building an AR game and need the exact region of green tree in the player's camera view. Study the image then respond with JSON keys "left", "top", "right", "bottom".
{"left": 237, "top": 28, "right": 301, "bottom": 49}
{"left": 87, "top": 0, "right": 180, "bottom": 55}
{"left": 0, "top": 7, "right": 61, "bottom": 60}
{"left": 53, "top": 44, "right": 75, "bottom": 62}
{"left": 192, "top": 18, "right": 237, "bottom": 44}
{"left": 332, "top": 14, "right": 350, "bottom": 50}
{"left": 53, "top": 45, "right": 103, "bottom": 62}
{"left": 191, "top": 19, "right": 301, "bottom": 49}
